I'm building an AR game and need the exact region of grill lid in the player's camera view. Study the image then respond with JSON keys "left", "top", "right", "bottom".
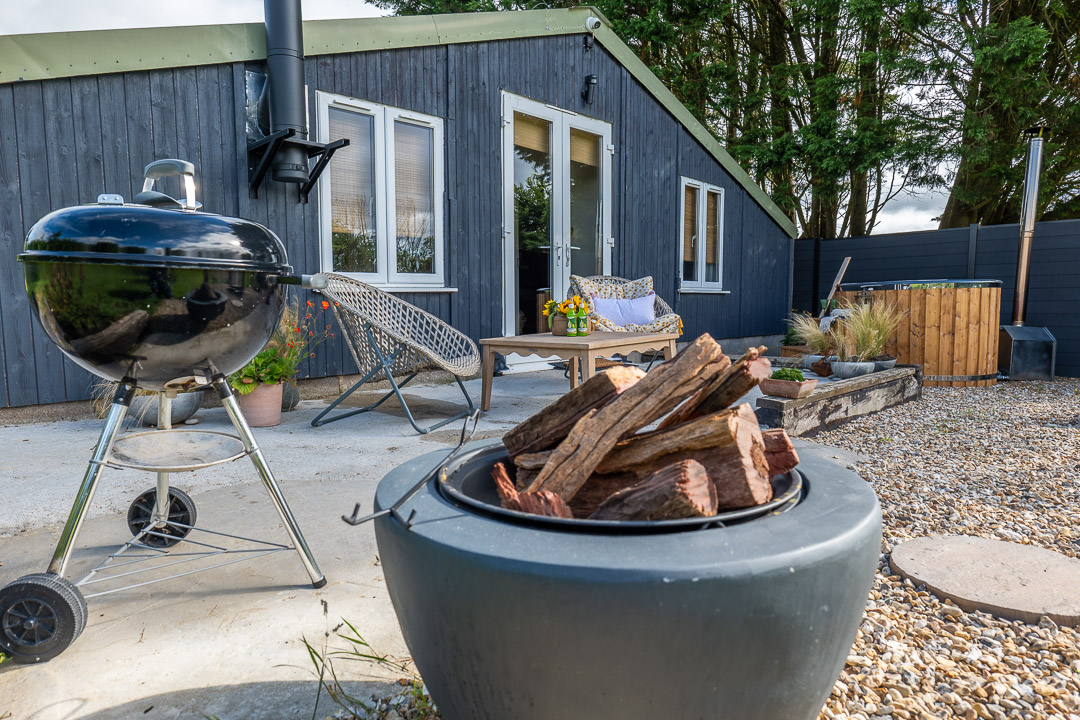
{"left": 19, "top": 202, "right": 292, "bottom": 274}
{"left": 18, "top": 158, "right": 291, "bottom": 274}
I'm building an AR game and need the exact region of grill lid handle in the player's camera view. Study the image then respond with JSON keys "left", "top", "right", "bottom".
{"left": 142, "top": 159, "right": 198, "bottom": 210}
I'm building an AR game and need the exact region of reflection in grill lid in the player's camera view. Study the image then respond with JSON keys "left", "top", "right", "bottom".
{"left": 19, "top": 203, "right": 292, "bottom": 274}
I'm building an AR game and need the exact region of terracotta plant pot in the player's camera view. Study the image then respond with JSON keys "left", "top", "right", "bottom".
{"left": 551, "top": 315, "right": 568, "bottom": 336}
{"left": 236, "top": 382, "right": 284, "bottom": 427}
{"left": 759, "top": 377, "right": 819, "bottom": 399}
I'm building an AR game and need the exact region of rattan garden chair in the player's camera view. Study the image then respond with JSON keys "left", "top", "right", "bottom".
{"left": 567, "top": 275, "right": 681, "bottom": 373}
{"left": 311, "top": 274, "right": 480, "bottom": 435}
{"left": 567, "top": 275, "right": 680, "bottom": 334}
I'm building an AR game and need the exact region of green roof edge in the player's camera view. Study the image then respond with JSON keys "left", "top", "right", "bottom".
{"left": 0, "top": 7, "right": 796, "bottom": 238}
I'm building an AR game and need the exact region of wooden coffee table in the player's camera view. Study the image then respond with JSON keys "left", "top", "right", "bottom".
{"left": 478, "top": 331, "right": 678, "bottom": 411}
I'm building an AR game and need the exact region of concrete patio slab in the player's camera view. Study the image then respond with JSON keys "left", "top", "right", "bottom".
{"left": 890, "top": 535, "right": 1080, "bottom": 626}
{"left": 0, "top": 367, "right": 850, "bottom": 719}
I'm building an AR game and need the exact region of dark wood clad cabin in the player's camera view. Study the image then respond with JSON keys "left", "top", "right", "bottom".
{"left": 0, "top": 7, "right": 796, "bottom": 408}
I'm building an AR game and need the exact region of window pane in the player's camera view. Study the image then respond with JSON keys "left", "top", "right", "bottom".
{"left": 683, "top": 185, "right": 699, "bottom": 282}
{"left": 705, "top": 190, "right": 721, "bottom": 284}
{"left": 513, "top": 112, "right": 552, "bottom": 335}
{"left": 394, "top": 121, "right": 436, "bottom": 275}
{"left": 569, "top": 129, "right": 602, "bottom": 278}
{"left": 328, "top": 107, "right": 377, "bottom": 274}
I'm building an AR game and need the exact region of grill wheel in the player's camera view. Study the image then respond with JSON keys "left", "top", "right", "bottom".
{"left": 126, "top": 487, "right": 197, "bottom": 548}
{"left": 0, "top": 573, "right": 86, "bottom": 663}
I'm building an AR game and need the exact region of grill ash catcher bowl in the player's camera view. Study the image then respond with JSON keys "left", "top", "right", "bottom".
{"left": 0, "top": 160, "right": 327, "bottom": 664}
{"left": 349, "top": 433, "right": 882, "bottom": 720}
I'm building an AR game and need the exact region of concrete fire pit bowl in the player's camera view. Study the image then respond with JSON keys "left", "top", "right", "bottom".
{"left": 372, "top": 439, "right": 882, "bottom": 720}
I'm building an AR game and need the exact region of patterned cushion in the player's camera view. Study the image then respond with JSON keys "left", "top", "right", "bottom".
{"left": 572, "top": 275, "right": 653, "bottom": 309}
{"left": 568, "top": 275, "right": 681, "bottom": 336}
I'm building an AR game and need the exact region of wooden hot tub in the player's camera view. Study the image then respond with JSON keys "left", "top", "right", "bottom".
{"left": 836, "top": 280, "right": 1002, "bottom": 387}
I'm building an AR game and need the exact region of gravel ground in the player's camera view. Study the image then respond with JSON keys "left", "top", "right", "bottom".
{"left": 813, "top": 379, "right": 1080, "bottom": 720}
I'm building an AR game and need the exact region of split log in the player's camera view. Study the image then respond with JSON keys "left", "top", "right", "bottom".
{"left": 659, "top": 347, "right": 769, "bottom": 428}
{"left": 593, "top": 403, "right": 772, "bottom": 510}
{"left": 526, "top": 334, "right": 729, "bottom": 501}
{"left": 492, "top": 462, "right": 572, "bottom": 519}
{"left": 567, "top": 471, "right": 639, "bottom": 518}
{"left": 595, "top": 405, "right": 742, "bottom": 475}
{"left": 513, "top": 451, "right": 552, "bottom": 470}
{"left": 502, "top": 366, "right": 645, "bottom": 458}
{"left": 589, "top": 460, "right": 717, "bottom": 521}
{"left": 762, "top": 429, "right": 800, "bottom": 478}
{"left": 513, "top": 450, "right": 553, "bottom": 489}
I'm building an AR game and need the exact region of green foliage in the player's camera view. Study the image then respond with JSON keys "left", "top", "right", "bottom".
{"left": 228, "top": 297, "right": 334, "bottom": 395}
{"left": 910, "top": 3, "right": 1080, "bottom": 226}
{"left": 788, "top": 313, "right": 832, "bottom": 354}
{"left": 514, "top": 173, "right": 552, "bottom": 252}
{"left": 781, "top": 326, "right": 801, "bottom": 346}
{"left": 372, "top": 0, "right": 1080, "bottom": 233}
{"left": 771, "top": 367, "right": 806, "bottom": 381}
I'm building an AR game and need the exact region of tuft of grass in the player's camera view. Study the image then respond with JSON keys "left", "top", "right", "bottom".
{"left": 787, "top": 313, "right": 831, "bottom": 355}
{"left": 302, "top": 619, "right": 440, "bottom": 720}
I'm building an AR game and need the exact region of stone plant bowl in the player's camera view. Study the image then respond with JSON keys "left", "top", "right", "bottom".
{"left": 759, "top": 377, "right": 818, "bottom": 399}
{"left": 831, "top": 361, "right": 876, "bottom": 379}
{"left": 801, "top": 354, "right": 824, "bottom": 369}
{"left": 127, "top": 391, "right": 203, "bottom": 427}
{"left": 873, "top": 357, "right": 897, "bottom": 371}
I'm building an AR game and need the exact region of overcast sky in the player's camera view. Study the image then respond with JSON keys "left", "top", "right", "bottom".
{"left": 2, "top": 0, "right": 386, "bottom": 35}
{"left": 4, "top": 0, "right": 946, "bottom": 235}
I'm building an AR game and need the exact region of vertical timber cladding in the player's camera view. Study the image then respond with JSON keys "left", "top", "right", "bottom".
{"left": 0, "top": 32, "right": 793, "bottom": 408}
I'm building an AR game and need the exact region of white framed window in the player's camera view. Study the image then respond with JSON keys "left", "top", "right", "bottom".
{"left": 678, "top": 177, "right": 726, "bottom": 293}
{"left": 317, "top": 91, "right": 445, "bottom": 288}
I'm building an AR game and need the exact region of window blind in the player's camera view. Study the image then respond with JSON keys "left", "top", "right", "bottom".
{"left": 570, "top": 128, "right": 600, "bottom": 167}
{"left": 705, "top": 190, "right": 720, "bottom": 283}
{"left": 329, "top": 107, "right": 376, "bottom": 273}
{"left": 394, "top": 120, "right": 435, "bottom": 274}
{"left": 514, "top": 113, "right": 550, "bottom": 154}
{"left": 683, "top": 185, "right": 699, "bottom": 281}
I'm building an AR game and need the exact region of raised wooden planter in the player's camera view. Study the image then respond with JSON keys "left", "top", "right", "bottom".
{"left": 836, "top": 282, "right": 1000, "bottom": 388}
{"left": 780, "top": 345, "right": 810, "bottom": 358}
{"left": 756, "top": 365, "right": 922, "bottom": 437}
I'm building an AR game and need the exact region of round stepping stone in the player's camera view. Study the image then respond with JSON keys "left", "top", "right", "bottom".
{"left": 891, "top": 535, "right": 1080, "bottom": 626}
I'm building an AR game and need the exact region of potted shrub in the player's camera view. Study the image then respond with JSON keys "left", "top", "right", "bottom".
{"left": 827, "top": 318, "right": 875, "bottom": 379}
{"left": 229, "top": 297, "right": 334, "bottom": 427}
{"left": 787, "top": 313, "right": 832, "bottom": 368}
{"left": 779, "top": 326, "right": 809, "bottom": 358}
{"left": 759, "top": 367, "right": 819, "bottom": 398}
{"left": 839, "top": 300, "right": 906, "bottom": 373}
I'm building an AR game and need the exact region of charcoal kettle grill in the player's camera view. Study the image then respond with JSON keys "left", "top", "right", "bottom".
{"left": 0, "top": 159, "right": 326, "bottom": 663}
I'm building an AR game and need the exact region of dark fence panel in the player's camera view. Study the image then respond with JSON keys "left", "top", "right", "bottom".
{"left": 795, "top": 219, "right": 1080, "bottom": 377}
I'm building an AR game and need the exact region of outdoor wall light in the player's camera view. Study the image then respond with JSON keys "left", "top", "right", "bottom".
{"left": 582, "top": 74, "right": 598, "bottom": 104}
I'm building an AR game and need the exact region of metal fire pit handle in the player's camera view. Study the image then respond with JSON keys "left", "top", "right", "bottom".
{"left": 343, "top": 410, "right": 481, "bottom": 530}
{"left": 142, "top": 159, "right": 198, "bottom": 210}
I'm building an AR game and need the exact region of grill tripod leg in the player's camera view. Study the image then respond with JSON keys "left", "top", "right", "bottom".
{"left": 212, "top": 375, "right": 326, "bottom": 589}
{"left": 47, "top": 379, "right": 136, "bottom": 578}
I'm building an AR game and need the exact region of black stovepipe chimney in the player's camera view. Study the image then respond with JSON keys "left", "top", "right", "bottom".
{"left": 264, "top": 0, "right": 309, "bottom": 183}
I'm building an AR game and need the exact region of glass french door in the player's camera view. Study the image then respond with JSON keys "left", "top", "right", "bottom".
{"left": 501, "top": 93, "right": 613, "bottom": 336}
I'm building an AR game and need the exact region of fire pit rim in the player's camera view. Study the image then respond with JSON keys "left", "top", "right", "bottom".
{"left": 373, "top": 439, "right": 882, "bottom": 577}
{"left": 434, "top": 441, "right": 802, "bottom": 533}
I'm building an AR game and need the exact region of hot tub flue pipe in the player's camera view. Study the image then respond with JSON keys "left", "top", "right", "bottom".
{"left": 1012, "top": 127, "right": 1048, "bottom": 326}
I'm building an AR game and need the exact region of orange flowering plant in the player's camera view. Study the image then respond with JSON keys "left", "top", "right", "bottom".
{"left": 228, "top": 296, "right": 336, "bottom": 395}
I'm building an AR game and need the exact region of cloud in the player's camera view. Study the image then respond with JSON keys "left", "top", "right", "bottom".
{"left": 4, "top": 0, "right": 386, "bottom": 35}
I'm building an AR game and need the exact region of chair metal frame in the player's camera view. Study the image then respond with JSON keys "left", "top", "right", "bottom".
{"left": 311, "top": 275, "right": 480, "bottom": 435}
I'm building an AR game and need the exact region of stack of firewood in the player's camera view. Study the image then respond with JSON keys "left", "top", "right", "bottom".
{"left": 492, "top": 334, "right": 800, "bottom": 521}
